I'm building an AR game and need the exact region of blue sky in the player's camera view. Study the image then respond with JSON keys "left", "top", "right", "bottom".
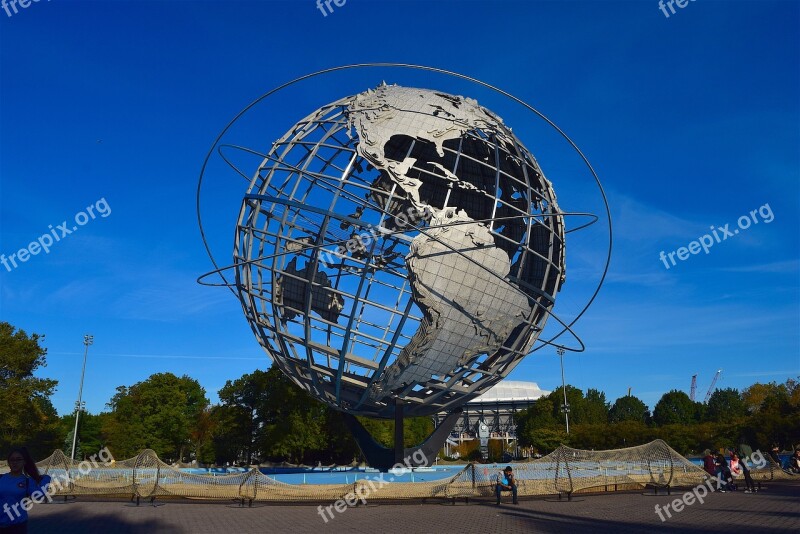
{"left": 1, "top": 0, "right": 798, "bottom": 418}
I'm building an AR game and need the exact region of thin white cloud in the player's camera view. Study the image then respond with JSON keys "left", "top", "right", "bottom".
{"left": 720, "top": 260, "right": 799, "bottom": 274}
{"left": 49, "top": 351, "right": 263, "bottom": 361}
{"left": 611, "top": 194, "right": 700, "bottom": 243}
{"left": 726, "top": 371, "right": 799, "bottom": 379}
{"left": 109, "top": 283, "right": 233, "bottom": 321}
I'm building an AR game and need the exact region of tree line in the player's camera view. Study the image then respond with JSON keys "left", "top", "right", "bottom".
{"left": 515, "top": 381, "right": 800, "bottom": 456}
{"left": 1, "top": 322, "right": 797, "bottom": 463}
{"left": 40, "top": 366, "right": 438, "bottom": 465}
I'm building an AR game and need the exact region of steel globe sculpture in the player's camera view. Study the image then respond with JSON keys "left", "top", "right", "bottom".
{"left": 236, "top": 84, "right": 564, "bottom": 416}
{"left": 199, "top": 69, "right": 609, "bottom": 469}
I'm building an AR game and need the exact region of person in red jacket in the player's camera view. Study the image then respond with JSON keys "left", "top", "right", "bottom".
{"left": 702, "top": 450, "right": 716, "bottom": 477}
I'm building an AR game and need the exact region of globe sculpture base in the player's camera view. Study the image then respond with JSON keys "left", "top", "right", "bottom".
{"left": 342, "top": 402, "right": 463, "bottom": 472}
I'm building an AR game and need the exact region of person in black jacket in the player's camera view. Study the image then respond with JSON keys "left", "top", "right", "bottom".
{"left": 790, "top": 449, "right": 800, "bottom": 474}
{"left": 733, "top": 451, "right": 756, "bottom": 493}
{"left": 715, "top": 453, "right": 733, "bottom": 492}
{"left": 768, "top": 444, "right": 782, "bottom": 467}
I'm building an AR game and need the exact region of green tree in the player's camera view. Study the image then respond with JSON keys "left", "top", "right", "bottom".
{"left": 517, "top": 396, "right": 557, "bottom": 437}
{"left": 741, "top": 381, "right": 787, "bottom": 414}
{"left": 103, "top": 373, "right": 209, "bottom": 461}
{"left": 607, "top": 420, "right": 654, "bottom": 448}
{"left": 569, "top": 424, "right": 613, "bottom": 450}
{"left": 786, "top": 377, "right": 800, "bottom": 408}
{"left": 547, "top": 385, "right": 585, "bottom": 425}
{"left": 577, "top": 388, "right": 609, "bottom": 424}
{"left": 322, "top": 410, "right": 359, "bottom": 465}
{"left": 256, "top": 366, "right": 330, "bottom": 464}
{"left": 656, "top": 424, "right": 703, "bottom": 455}
{"left": 210, "top": 404, "right": 252, "bottom": 465}
{"left": 517, "top": 396, "right": 563, "bottom": 453}
{"left": 60, "top": 411, "right": 107, "bottom": 459}
{"left": 522, "top": 427, "right": 567, "bottom": 454}
{"left": 214, "top": 365, "right": 360, "bottom": 465}
{"left": 740, "top": 379, "right": 800, "bottom": 450}
{"left": 62, "top": 429, "right": 82, "bottom": 461}
{"left": 652, "top": 390, "right": 699, "bottom": 426}
{"left": 217, "top": 369, "right": 272, "bottom": 464}
{"left": 0, "top": 323, "right": 60, "bottom": 458}
{"left": 608, "top": 395, "right": 650, "bottom": 423}
{"left": 190, "top": 406, "right": 217, "bottom": 465}
{"left": 705, "top": 387, "right": 746, "bottom": 423}
{"left": 355, "top": 415, "right": 435, "bottom": 450}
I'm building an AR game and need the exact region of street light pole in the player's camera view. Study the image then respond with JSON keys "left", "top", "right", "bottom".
{"left": 70, "top": 334, "right": 93, "bottom": 462}
{"left": 557, "top": 347, "right": 570, "bottom": 434}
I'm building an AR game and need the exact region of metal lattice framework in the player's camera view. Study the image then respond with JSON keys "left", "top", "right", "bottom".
{"left": 232, "top": 85, "right": 568, "bottom": 418}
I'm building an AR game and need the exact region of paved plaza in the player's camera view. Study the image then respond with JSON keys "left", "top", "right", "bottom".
{"left": 24, "top": 481, "right": 800, "bottom": 533}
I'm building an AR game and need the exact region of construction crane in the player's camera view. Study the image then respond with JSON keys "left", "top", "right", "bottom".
{"left": 703, "top": 370, "right": 722, "bottom": 403}
{"left": 690, "top": 375, "right": 697, "bottom": 401}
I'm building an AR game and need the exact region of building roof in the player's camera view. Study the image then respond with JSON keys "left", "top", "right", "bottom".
{"left": 468, "top": 381, "right": 550, "bottom": 404}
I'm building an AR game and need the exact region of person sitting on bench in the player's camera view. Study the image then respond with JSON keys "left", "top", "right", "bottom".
{"left": 495, "top": 466, "right": 518, "bottom": 504}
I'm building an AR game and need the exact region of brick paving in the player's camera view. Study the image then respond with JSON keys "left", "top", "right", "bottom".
{"left": 27, "top": 481, "right": 800, "bottom": 533}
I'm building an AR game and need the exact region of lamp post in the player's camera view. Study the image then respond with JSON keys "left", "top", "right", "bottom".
{"left": 557, "top": 346, "right": 570, "bottom": 434}
{"left": 70, "top": 334, "right": 93, "bottom": 461}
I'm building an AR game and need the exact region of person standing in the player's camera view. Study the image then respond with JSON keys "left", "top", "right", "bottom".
{"left": 0, "top": 447, "right": 51, "bottom": 533}
{"left": 735, "top": 451, "right": 757, "bottom": 493}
